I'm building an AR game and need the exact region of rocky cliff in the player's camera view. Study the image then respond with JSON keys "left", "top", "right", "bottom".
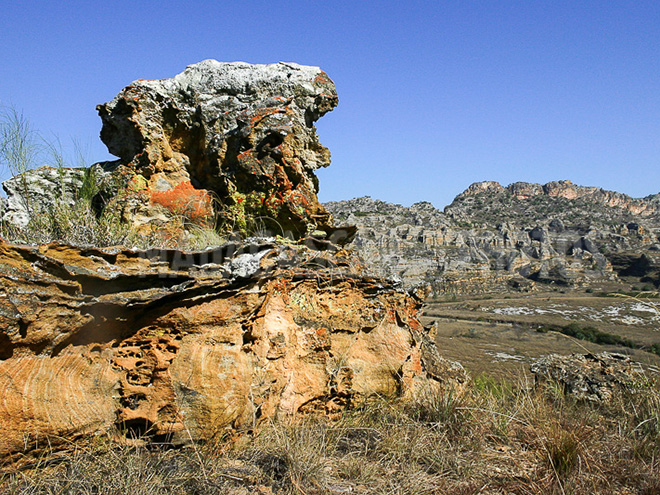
{"left": 447, "top": 180, "right": 660, "bottom": 226}
{"left": 326, "top": 181, "right": 660, "bottom": 295}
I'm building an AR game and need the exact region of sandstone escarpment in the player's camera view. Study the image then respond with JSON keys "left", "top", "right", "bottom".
{"left": 326, "top": 184, "right": 660, "bottom": 295}
{"left": 0, "top": 238, "right": 465, "bottom": 463}
{"left": 95, "top": 60, "right": 339, "bottom": 238}
{"left": 450, "top": 180, "right": 660, "bottom": 222}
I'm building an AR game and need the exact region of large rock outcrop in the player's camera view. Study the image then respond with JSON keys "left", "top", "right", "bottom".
{"left": 0, "top": 60, "right": 469, "bottom": 466}
{"left": 95, "top": 60, "right": 339, "bottom": 239}
{"left": 0, "top": 238, "right": 465, "bottom": 464}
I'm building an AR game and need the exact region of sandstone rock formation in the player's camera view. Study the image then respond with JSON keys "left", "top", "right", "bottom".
{"left": 1, "top": 165, "right": 108, "bottom": 228}
{"left": 96, "top": 60, "right": 339, "bottom": 239}
{"left": 326, "top": 181, "right": 660, "bottom": 295}
{"left": 0, "top": 238, "right": 465, "bottom": 464}
{"left": 327, "top": 198, "right": 610, "bottom": 295}
{"left": 530, "top": 352, "right": 645, "bottom": 402}
{"left": 608, "top": 250, "right": 660, "bottom": 288}
{"left": 0, "top": 61, "right": 471, "bottom": 466}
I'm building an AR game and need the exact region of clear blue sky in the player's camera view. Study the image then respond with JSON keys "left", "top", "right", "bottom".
{"left": 2, "top": 1, "right": 659, "bottom": 208}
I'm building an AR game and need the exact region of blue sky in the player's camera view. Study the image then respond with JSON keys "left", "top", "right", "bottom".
{"left": 1, "top": 1, "right": 659, "bottom": 208}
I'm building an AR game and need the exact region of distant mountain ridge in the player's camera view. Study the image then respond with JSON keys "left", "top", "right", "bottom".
{"left": 325, "top": 180, "right": 660, "bottom": 295}
{"left": 447, "top": 180, "right": 660, "bottom": 226}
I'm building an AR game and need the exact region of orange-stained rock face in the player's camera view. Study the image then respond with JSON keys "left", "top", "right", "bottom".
{"left": 149, "top": 180, "right": 214, "bottom": 225}
{"left": 0, "top": 239, "right": 466, "bottom": 464}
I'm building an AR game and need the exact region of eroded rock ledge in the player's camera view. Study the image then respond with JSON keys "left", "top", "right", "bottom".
{"left": 0, "top": 238, "right": 465, "bottom": 464}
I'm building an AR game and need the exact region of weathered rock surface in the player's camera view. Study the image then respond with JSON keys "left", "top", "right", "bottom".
{"left": 326, "top": 181, "right": 660, "bottom": 295}
{"left": 1, "top": 165, "right": 109, "bottom": 228}
{"left": 0, "top": 238, "right": 465, "bottom": 464}
{"left": 96, "top": 60, "right": 339, "bottom": 238}
{"left": 445, "top": 180, "right": 660, "bottom": 228}
{"left": 530, "top": 352, "right": 645, "bottom": 402}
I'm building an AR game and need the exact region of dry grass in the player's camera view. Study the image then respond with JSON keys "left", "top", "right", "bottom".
{"left": 2, "top": 378, "right": 659, "bottom": 494}
{"left": 1, "top": 194, "right": 229, "bottom": 251}
{"left": 425, "top": 292, "right": 660, "bottom": 380}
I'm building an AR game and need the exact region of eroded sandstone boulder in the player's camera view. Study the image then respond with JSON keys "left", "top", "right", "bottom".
{"left": 530, "top": 352, "right": 645, "bottom": 402}
{"left": 96, "top": 60, "right": 339, "bottom": 239}
{"left": 1, "top": 165, "right": 109, "bottom": 228}
{"left": 0, "top": 238, "right": 466, "bottom": 464}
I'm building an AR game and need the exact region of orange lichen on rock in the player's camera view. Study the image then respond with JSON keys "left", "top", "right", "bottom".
{"left": 150, "top": 181, "right": 213, "bottom": 225}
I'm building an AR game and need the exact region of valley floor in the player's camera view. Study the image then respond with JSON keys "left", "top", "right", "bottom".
{"left": 424, "top": 290, "right": 660, "bottom": 380}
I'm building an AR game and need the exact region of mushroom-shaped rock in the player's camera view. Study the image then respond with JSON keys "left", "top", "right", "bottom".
{"left": 97, "top": 60, "right": 339, "bottom": 238}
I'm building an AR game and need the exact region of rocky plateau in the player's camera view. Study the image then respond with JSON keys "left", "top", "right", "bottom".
{"left": 326, "top": 180, "right": 660, "bottom": 295}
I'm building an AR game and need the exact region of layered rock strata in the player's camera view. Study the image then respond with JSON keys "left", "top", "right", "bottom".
{"left": 326, "top": 184, "right": 660, "bottom": 295}
{"left": 0, "top": 238, "right": 465, "bottom": 464}
{"left": 95, "top": 60, "right": 339, "bottom": 238}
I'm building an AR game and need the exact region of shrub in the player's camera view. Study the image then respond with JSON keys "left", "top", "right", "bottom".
{"left": 560, "top": 322, "right": 636, "bottom": 348}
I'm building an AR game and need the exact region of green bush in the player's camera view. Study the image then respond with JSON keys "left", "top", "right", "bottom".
{"left": 560, "top": 322, "right": 636, "bottom": 348}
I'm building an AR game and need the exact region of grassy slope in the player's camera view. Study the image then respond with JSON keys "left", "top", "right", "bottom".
{"left": 2, "top": 380, "right": 659, "bottom": 494}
